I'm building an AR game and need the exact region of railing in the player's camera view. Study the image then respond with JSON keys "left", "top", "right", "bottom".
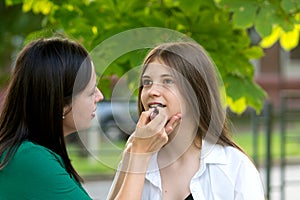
{"left": 251, "top": 100, "right": 273, "bottom": 200}
{"left": 279, "top": 89, "right": 300, "bottom": 200}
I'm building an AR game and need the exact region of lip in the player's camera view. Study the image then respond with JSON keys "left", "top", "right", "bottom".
{"left": 91, "top": 108, "right": 97, "bottom": 118}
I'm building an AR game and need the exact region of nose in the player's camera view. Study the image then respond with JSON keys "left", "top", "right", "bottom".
{"left": 147, "top": 83, "right": 162, "bottom": 97}
{"left": 95, "top": 87, "right": 104, "bottom": 102}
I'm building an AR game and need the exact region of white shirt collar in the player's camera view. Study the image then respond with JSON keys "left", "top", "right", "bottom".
{"left": 145, "top": 140, "right": 229, "bottom": 186}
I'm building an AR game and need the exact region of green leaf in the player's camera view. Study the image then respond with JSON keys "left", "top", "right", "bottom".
{"left": 259, "top": 25, "right": 282, "bottom": 48}
{"left": 221, "top": 0, "right": 259, "bottom": 29}
{"left": 255, "top": 6, "right": 275, "bottom": 37}
{"left": 224, "top": 75, "right": 267, "bottom": 113}
{"left": 233, "top": 8, "right": 256, "bottom": 28}
{"left": 244, "top": 46, "right": 264, "bottom": 59}
{"left": 281, "top": 0, "right": 300, "bottom": 13}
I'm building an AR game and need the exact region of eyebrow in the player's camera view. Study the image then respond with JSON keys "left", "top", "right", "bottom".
{"left": 142, "top": 74, "right": 173, "bottom": 79}
{"left": 90, "top": 84, "right": 97, "bottom": 92}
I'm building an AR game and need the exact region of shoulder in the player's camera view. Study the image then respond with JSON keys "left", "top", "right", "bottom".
{"left": 223, "top": 146, "right": 265, "bottom": 197}
{"left": 15, "top": 141, "right": 63, "bottom": 166}
{"left": 203, "top": 143, "right": 261, "bottom": 182}
{"left": 223, "top": 145, "right": 254, "bottom": 166}
{"left": 202, "top": 142, "right": 253, "bottom": 168}
{"left": 213, "top": 144, "right": 259, "bottom": 175}
{"left": 0, "top": 141, "right": 92, "bottom": 199}
{"left": 8, "top": 141, "right": 65, "bottom": 177}
{"left": 203, "top": 144, "right": 265, "bottom": 198}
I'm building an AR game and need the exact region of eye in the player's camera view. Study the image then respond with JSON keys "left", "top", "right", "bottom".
{"left": 142, "top": 79, "right": 153, "bottom": 87}
{"left": 90, "top": 87, "right": 97, "bottom": 96}
{"left": 90, "top": 90, "right": 96, "bottom": 96}
{"left": 163, "top": 78, "right": 174, "bottom": 85}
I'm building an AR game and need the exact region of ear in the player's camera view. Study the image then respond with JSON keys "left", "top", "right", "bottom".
{"left": 63, "top": 105, "right": 72, "bottom": 117}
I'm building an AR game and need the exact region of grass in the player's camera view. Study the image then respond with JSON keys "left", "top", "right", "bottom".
{"left": 231, "top": 118, "right": 300, "bottom": 163}
{"left": 67, "top": 140, "right": 126, "bottom": 176}
{"left": 68, "top": 120, "right": 300, "bottom": 176}
{"left": 232, "top": 130, "right": 300, "bottom": 163}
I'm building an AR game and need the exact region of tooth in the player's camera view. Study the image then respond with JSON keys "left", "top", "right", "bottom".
{"left": 149, "top": 103, "right": 165, "bottom": 108}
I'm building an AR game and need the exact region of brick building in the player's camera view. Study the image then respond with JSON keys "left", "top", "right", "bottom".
{"left": 255, "top": 42, "right": 300, "bottom": 111}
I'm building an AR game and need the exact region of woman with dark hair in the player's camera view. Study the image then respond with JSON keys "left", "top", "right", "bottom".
{"left": 0, "top": 37, "right": 102, "bottom": 199}
{"left": 0, "top": 37, "right": 180, "bottom": 199}
{"left": 108, "top": 42, "right": 265, "bottom": 200}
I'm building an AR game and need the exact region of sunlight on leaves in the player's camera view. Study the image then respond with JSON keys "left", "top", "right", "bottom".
{"left": 280, "top": 26, "right": 300, "bottom": 51}
{"left": 260, "top": 25, "right": 300, "bottom": 51}
{"left": 259, "top": 26, "right": 282, "bottom": 48}
{"left": 22, "top": 0, "right": 54, "bottom": 15}
{"left": 227, "top": 96, "right": 247, "bottom": 115}
{"left": 92, "top": 26, "right": 98, "bottom": 35}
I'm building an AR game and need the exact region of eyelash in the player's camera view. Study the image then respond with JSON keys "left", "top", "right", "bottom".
{"left": 142, "top": 78, "right": 174, "bottom": 87}
{"left": 90, "top": 88, "right": 97, "bottom": 96}
{"left": 142, "top": 79, "right": 152, "bottom": 86}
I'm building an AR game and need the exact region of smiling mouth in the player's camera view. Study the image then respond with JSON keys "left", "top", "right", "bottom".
{"left": 149, "top": 103, "right": 166, "bottom": 108}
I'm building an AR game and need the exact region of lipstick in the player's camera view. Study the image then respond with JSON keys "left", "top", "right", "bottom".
{"left": 149, "top": 104, "right": 166, "bottom": 120}
{"left": 150, "top": 107, "right": 159, "bottom": 120}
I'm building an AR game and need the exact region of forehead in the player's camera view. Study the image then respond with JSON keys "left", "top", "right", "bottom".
{"left": 84, "top": 63, "right": 96, "bottom": 88}
{"left": 143, "top": 61, "right": 172, "bottom": 75}
{"left": 91, "top": 63, "right": 96, "bottom": 79}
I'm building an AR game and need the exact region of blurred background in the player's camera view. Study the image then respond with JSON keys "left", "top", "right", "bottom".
{"left": 1, "top": 0, "right": 300, "bottom": 199}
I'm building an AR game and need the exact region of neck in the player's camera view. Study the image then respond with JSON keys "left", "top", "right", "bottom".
{"left": 158, "top": 120, "right": 200, "bottom": 168}
{"left": 158, "top": 140, "right": 200, "bottom": 169}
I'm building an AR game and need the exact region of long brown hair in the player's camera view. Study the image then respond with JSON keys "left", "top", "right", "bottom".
{"left": 138, "top": 42, "right": 245, "bottom": 152}
{"left": 0, "top": 37, "right": 92, "bottom": 182}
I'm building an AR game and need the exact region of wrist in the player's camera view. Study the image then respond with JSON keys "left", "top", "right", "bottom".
{"left": 120, "top": 151, "right": 152, "bottom": 173}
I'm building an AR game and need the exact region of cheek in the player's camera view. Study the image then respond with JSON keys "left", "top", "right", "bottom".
{"left": 72, "top": 99, "right": 92, "bottom": 120}
{"left": 169, "top": 91, "right": 186, "bottom": 113}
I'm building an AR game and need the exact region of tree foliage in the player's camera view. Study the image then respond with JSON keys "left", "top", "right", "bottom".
{"left": 4, "top": 0, "right": 300, "bottom": 114}
{"left": 0, "top": 1, "right": 42, "bottom": 86}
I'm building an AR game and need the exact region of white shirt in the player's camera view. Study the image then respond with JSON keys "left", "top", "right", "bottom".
{"left": 109, "top": 141, "right": 265, "bottom": 200}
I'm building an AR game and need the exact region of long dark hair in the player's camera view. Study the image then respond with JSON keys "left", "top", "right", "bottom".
{"left": 0, "top": 37, "right": 92, "bottom": 182}
{"left": 138, "top": 42, "right": 245, "bottom": 153}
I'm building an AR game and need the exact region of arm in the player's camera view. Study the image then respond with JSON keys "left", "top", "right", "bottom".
{"left": 109, "top": 147, "right": 152, "bottom": 200}
{"left": 107, "top": 109, "right": 181, "bottom": 200}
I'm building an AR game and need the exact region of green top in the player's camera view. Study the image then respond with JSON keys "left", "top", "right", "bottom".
{"left": 0, "top": 141, "right": 92, "bottom": 200}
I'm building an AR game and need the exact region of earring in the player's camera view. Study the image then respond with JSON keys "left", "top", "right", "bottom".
{"left": 62, "top": 115, "right": 65, "bottom": 119}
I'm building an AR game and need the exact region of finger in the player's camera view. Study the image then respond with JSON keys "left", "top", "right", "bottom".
{"left": 124, "top": 142, "right": 132, "bottom": 153}
{"left": 136, "top": 110, "right": 151, "bottom": 127}
{"left": 148, "top": 107, "right": 168, "bottom": 130}
{"left": 158, "top": 130, "right": 169, "bottom": 144}
{"left": 165, "top": 113, "right": 182, "bottom": 134}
